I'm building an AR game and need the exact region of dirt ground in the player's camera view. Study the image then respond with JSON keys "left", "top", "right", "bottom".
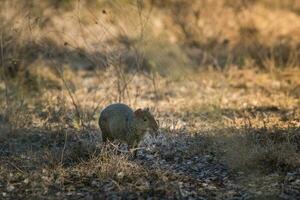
{"left": 1, "top": 67, "right": 300, "bottom": 199}
{"left": 1, "top": 0, "right": 300, "bottom": 199}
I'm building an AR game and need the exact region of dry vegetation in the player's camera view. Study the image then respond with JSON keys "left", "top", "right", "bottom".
{"left": 0, "top": 0, "right": 300, "bottom": 199}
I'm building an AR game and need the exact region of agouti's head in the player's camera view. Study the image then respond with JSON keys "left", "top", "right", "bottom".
{"left": 134, "top": 108, "right": 159, "bottom": 135}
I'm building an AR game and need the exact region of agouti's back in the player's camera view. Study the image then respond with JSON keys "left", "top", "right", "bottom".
{"left": 99, "top": 103, "right": 159, "bottom": 146}
{"left": 99, "top": 103, "right": 134, "bottom": 143}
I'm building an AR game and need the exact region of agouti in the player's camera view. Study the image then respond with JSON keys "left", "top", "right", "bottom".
{"left": 99, "top": 103, "right": 159, "bottom": 147}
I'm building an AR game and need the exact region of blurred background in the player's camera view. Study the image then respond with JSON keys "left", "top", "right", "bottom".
{"left": 1, "top": 0, "right": 300, "bottom": 76}
{"left": 0, "top": 0, "right": 300, "bottom": 199}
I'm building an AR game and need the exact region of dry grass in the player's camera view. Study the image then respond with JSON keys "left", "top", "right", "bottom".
{"left": 1, "top": 65, "right": 299, "bottom": 198}
{"left": 1, "top": 0, "right": 300, "bottom": 198}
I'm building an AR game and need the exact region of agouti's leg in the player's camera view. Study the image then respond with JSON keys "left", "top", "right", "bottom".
{"left": 99, "top": 117, "right": 111, "bottom": 144}
{"left": 129, "top": 141, "right": 139, "bottom": 158}
{"left": 102, "top": 134, "right": 108, "bottom": 143}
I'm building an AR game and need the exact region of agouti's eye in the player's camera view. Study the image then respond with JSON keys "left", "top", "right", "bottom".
{"left": 143, "top": 118, "right": 147, "bottom": 122}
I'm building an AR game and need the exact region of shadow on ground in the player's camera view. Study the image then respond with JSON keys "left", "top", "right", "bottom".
{"left": 0, "top": 117, "right": 299, "bottom": 199}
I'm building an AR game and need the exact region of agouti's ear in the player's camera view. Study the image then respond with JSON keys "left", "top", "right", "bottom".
{"left": 134, "top": 108, "right": 143, "bottom": 117}
{"left": 144, "top": 107, "right": 149, "bottom": 112}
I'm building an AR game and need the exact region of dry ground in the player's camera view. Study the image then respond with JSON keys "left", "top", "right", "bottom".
{"left": 1, "top": 0, "right": 300, "bottom": 199}
{"left": 0, "top": 67, "right": 299, "bottom": 199}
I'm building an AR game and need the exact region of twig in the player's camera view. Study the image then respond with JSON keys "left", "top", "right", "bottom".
{"left": 48, "top": 54, "right": 83, "bottom": 128}
{"left": 0, "top": 32, "right": 4, "bottom": 67}
{"left": 137, "top": 0, "right": 153, "bottom": 41}
{"left": 1, "top": 32, "right": 10, "bottom": 121}
{"left": 107, "top": 141, "right": 145, "bottom": 154}
{"left": 107, "top": 141, "right": 130, "bottom": 154}
{"left": 60, "top": 130, "right": 68, "bottom": 164}
{"left": 6, "top": 161, "right": 24, "bottom": 174}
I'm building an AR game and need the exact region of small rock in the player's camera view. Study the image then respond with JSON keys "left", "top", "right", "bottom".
{"left": 6, "top": 184, "right": 15, "bottom": 192}
{"left": 23, "top": 178, "right": 29, "bottom": 184}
